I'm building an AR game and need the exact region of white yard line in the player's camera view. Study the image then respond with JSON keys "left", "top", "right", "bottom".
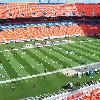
{"left": 0, "top": 62, "right": 100, "bottom": 84}
{"left": 4, "top": 50, "right": 10, "bottom": 52}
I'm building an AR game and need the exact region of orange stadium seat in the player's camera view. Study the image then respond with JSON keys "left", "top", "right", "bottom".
{"left": 75, "top": 3, "right": 84, "bottom": 16}
{"left": 67, "top": 88, "right": 100, "bottom": 100}
{"left": 0, "top": 3, "right": 99, "bottom": 19}
{"left": 7, "top": 4, "right": 19, "bottom": 18}
{"left": 0, "top": 23, "right": 99, "bottom": 43}
{"left": 94, "top": 4, "right": 100, "bottom": 16}
{"left": 84, "top": 4, "right": 93, "bottom": 16}
{"left": 0, "top": 5, "right": 8, "bottom": 19}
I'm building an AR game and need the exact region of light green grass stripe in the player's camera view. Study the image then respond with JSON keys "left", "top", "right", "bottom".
{"left": 0, "top": 52, "right": 19, "bottom": 79}
{"left": 28, "top": 48, "right": 60, "bottom": 70}
{"left": 23, "top": 48, "right": 56, "bottom": 71}
{"left": 85, "top": 41, "right": 100, "bottom": 51}
{"left": 10, "top": 50, "right": 38, "bottom": 75}
{"left": 3, "top": 51, "right": 29, "bottom": 77}
{"left": 23, "top": 49, "right": 50, "bottom": 73}
{"left": 0, "top": 64, "right": 9, "bottom": 81}
{"left": 16, "top": 49, "right": 44, "bottom": 74}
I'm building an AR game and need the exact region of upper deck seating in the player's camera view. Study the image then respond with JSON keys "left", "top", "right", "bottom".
{"left": 75, "top": 3, "right": 100, "bottom": 16}
{"left": 0, "top": 3, "right": 99, "bottom": 19}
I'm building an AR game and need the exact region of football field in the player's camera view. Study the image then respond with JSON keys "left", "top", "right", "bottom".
{"left": 0, "top": 36, "right": 100, "bottom": 81}
{"left": 0, "top": 36, "right": 100, "bottom": 100}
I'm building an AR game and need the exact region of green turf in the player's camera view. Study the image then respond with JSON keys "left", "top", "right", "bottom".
{"left": 23, "top": 49, "right": 56, "bottom": 71}
{"left": 0, "top": 36, "right": 100, "bottom": 100}
{"left": 0, "top": 71, "right": 100, "bottom": 100}
{"left": 0, "top": 36, "right": 100, "bottom": 81}
{"left": 0, "top": 52, "right": 19, "bottom": 79}
{"left": 10, "top": 50, "right": 38, "bottom": 75}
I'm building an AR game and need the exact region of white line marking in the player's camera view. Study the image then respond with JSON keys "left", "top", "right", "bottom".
{"left": 0, "top": 62, "right": 100, "bottom": 84}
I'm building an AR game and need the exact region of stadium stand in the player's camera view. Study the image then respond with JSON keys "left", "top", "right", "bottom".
{"left": 0, "top": 25, "right": 86, "bottom": 43}
{"left": 67, "top": 87, "right": 100, "bottom": 100}
{"left": 0, "top": 3, "right": 100, "bottom": 19}
{"left": 0, "top": 23, "right": 100, "bottom": 43}
{"left": 0, "top": 3, "right": 99, "bottom": 44}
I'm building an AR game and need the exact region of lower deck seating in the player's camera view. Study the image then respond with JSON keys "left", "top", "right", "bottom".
{"left": 80, "top": 24, "right": 100, "bottom": 36}
{"left": 0, "top": 24, "right": 99, "bottom": 43}
{"left": 67, "top": 87, "right": 100, "bottom": 100}
{"left": 55, "top": 87, "right": 100, "bottom": 100}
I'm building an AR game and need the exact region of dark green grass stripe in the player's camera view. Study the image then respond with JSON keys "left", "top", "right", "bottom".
{"left": 23, "top": 49, "right": 55, "bottom": 71}
{"left": 10, "top": 50, "right": 38, "bottom": 75}
{"left": 90, "top": 43, "right": 100, "bottom": 51}
{"left": 0, "top": 52, "right": 19, "bottom": 79}
{"left": 79, "top": 42, "right": 100, "bottom": 50}
{"left": 36, "top": 47, "right": 71, "bottom": 67}
{"left": 68, "top": 44, "right": 98, "bottom": 62}
{"left": 86, "top": 40, "right": 100, "bottom": 47}
{"left": 91, "top": 39, "right": 100, "bottom": 43}
{"left": 57, "top": 44, "right": 92, "bottom": 63}
{"left": 45, "top": 46, "right": 79, "bottom": 66}
{"left": 71, "top": 43, "right": 100, "bottom": 60}
{"left": 77, "top": 42, "right": 100, "bottom": 56}
{"left": 88, "top": 41, "right": 100, "bottom": 50}
{"left": 94, "top": 40, "right": 100, "bottom": 43}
